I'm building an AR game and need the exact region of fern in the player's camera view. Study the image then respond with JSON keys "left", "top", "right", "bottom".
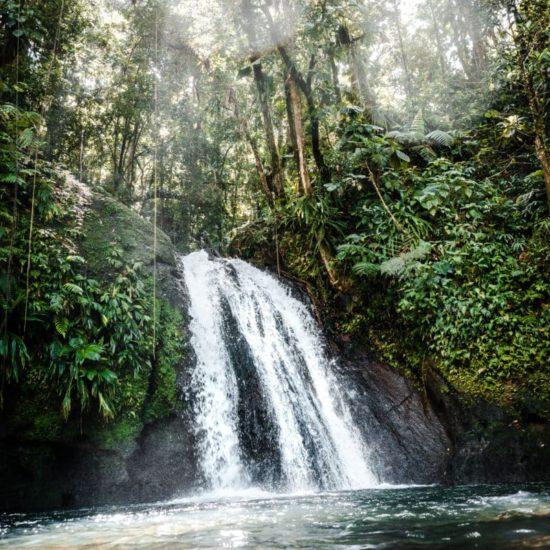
{"left": 386, "top": 111, "right": 455, "bottom": 150}
{"left": 417, "top": 145, "right": 437, "bottom": 161}
{"left": 352, "top": 261, "right": 380, "bottom": 277}
{"left": 17, "top": 127, "right": 35, "bottom": 148}
{"left": 410, "top": 110, "right": 426, "bottom": 135}
{"left": 63, "top": 282, "right": 84, "bottom": 295}
{"left": 386, "top": 130, "right": 424, "bottom": 145}
{"left": 426, "top": 130, "right": 454, "bottom": 146}
{"left": 54, "top": 317, "right": 69, "bottom": 337}
{"left": 0, "top": 173, "right": 25, "bottom": 184}
{"left": 380, "top": 242, "right": 431, "bottom": 277}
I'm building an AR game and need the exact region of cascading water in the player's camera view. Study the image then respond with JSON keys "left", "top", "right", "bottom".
{"left": 180, "top": 250, "right": 378, "bottom": 493}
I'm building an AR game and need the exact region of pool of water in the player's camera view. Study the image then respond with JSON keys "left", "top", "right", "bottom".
{"left": 1, "top": 484, "right": 549, "bottom": 548}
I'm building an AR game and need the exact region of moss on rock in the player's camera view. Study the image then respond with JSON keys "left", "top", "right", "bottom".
{"left": 144, "top": 300, "right": 187, "bottom": 422}
{"left": 77, "top": 192, "right": 188, "bottom": 448}
{"left": 81, "top": 193, "right": 174, "bottom": 273}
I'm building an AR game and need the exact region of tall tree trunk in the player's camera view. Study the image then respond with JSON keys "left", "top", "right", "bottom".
{"left": 392, "top": 0, "right": 414, "bottom": 102}
{"left": 259, "top": 3, "right": 330, "bottom": 182}
{"left": 252, "top": 60, "right": 284, "bottom": 198}
{"left": 350, "top": 43, "right": 371, "bottom": 108}
{"left": 241, "top": 0, "right": 284, "bottom": 199}
{"left": 318, "top": 241, "right": 340, "bottom": 288}
{"left": 0, "top": 0, "right": 26, "bottom": 69}
{"left": 303, "top": 89, "right": 330, "bottom": 183}
{"left": 227, "top": 88, "right": 274, "bottom": 206}
{"left": 534, "top": 135, "right": 550, "bottom": 212}
{"left": 449, "top": 0, "right": 478, "bottom": 79}
{"left": 327, "top": 50, "right": 342, "bottom": 102}
{"left": 336, "top": 25, "right": 374, "bottom": 120}
{"left": 261, "top": 0, "right": 344, "bottom": 287}
{"left": 285, "top": 72, "right": 312, "bottom": 196}
{"left": 276, "top": 44, "right": 330, "bottom": 182}
{"left": 463, "top": 0, "right": 488, "bottom": 78}
{"left": 514, "top": 0, "right": 550, "bottom": 211}
{"left": 427, "top": 0, "right": 447, "bottom": 76}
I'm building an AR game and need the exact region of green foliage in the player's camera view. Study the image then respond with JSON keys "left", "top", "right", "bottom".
{"left": 394, "top": 174, "right": 548, "bottom": 406}
{"left": 240, "top": 94, "right": 549, "bottom": 415}
{"left": 0, "top": 102, "right": 154, "bottom": 420}
{"left": 283, "top": 193, "right": 346, "bottom": 250}
{"left": 42, "top": 248, "right": 153, "bottom": 420}
{"left": 332, "top": 118, "right": 548, "bottom": 412}
{"left": 144, "top": 301, "right": 186, "bottom": 423}
{"left": 1, "top": 102, "right": 44, "bottom": 390}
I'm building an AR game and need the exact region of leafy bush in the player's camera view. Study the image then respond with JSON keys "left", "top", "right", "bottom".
{"left": 1, "top": 102, "right": 154, "bottom": 419}
{"left": 332, "top": 120, "right": 549, "bottom": 411}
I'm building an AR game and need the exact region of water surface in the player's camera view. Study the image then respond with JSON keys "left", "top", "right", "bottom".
{"left": 1, "top": 484, "right": 549, "bottom": 548}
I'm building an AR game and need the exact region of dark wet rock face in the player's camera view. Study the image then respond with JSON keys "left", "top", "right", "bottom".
{"left": 340, "top": 355, "right": 452, "bottom": 484}
{"left": 0, "top": 416, "right": 197, "bottom": 511}
{"left": 434, "top": 397, "right": 550, "bottom": 483}
{"left": 422, "top": 369, "right": 550, "bottom": 484}
{"left": 340, "top": 350, "right": 550, "bottom": 485}
{"left": 220, "top": 295, "right": 283, "bottom": 487}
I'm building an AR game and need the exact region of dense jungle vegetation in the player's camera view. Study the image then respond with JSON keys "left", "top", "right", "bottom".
{"left": 1, "top": 0, "right": 548, "bottom": 422}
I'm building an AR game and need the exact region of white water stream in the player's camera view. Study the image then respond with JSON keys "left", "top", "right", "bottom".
{"left": 180, "top": 251, "right": 377, "bottom": 492}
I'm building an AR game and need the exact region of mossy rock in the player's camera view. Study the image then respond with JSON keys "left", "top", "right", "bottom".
{"left": 76, "top": 192, "right": 190, "bottom": 440}
{"left": 79, "top": 192, "right": 185, "bottom": 310}
{"left": 81, "top": 193, "right": 174, "bottom": 271}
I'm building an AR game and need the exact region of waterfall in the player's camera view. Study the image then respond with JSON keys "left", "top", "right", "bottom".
{"left": 180, "top": 250, "right": 378, "bottom": 493}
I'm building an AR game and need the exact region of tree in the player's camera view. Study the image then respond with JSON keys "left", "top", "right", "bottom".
{"left": 512, "top": 0, "right": 550, "bottom": 210}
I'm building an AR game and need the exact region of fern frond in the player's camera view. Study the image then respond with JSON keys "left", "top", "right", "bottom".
{"left": 380, "top": 242, "right": 431, "bottom": 277}
{"left": 386, "top": 130, "right": 424, "bottom": 145}
{"left": 54, "top": 317, "right": 69, "bottom": 337}
{"left": 409, "top": 110, "right": 426, "bottom": 134}
{"left": 63, "top": 282, "right": 84, "bottom": 295}
{"left": 415, "top": 144, "right": 437, "bottom": 161}
{"left": 352, "top": 261, "right": 380, "bottom": 277}
{"left": 426, "top": 129, "right": 454, "bottom": 146}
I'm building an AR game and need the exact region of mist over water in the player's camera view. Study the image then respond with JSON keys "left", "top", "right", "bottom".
{"left": 180, "top": 250, "right": 377, "bottom": 493}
